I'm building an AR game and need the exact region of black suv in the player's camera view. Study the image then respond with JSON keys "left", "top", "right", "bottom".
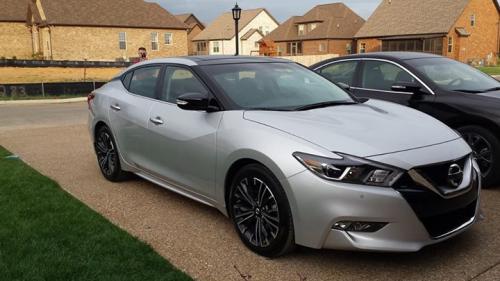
{"left": 311, "top": 52, "right": 500, "bottom": 187}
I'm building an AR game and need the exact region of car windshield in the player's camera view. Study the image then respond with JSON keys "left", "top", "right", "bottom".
{"left": 409, "top": 58, "right": 500, "bottom": 93}
{"left": 201, "top": 62, "right": 355, "bottom": 110}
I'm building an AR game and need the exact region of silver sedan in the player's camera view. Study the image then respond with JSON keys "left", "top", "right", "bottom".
{"left": 88, "top": 56, "right": 481, "bottom": 257}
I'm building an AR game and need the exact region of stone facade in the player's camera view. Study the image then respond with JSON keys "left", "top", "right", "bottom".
{"left": 33, "top": 26, "right": 187, "bottom": 61}
{"left": 0, "top": 22, "right": 33, "bottom": 59}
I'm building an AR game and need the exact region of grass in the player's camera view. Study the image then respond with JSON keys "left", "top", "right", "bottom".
{"left": 0, "top": 67, "right": 123, "bottom": 83}
{"left": 478, "top": 66, "right": 500, "bottom": 76}
{"left": 0, "top": 146, "right": 192, "bottom": 281}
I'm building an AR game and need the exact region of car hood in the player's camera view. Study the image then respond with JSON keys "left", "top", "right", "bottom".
{"left": 243, "top": 99, "right": 460, "bottom": 157}
{"left": 478, "top": 90, "right": 500, "bottom": 99}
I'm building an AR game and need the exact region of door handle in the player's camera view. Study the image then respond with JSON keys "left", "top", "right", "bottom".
{"left": 149, "top": 117, "right": 164, "bottom": 125}
{"left": 110, "top": 104, "right": 121, "bottom": 111}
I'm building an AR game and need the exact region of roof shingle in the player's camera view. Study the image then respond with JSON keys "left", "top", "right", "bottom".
{"left": 264, "top": 3, "right": 365, "bottom": 42}
{"left": 0, "top": 0, "right": 29, "bottom": 22}
{"left": 355, "top": 0, "right": 471, "bottom": 38}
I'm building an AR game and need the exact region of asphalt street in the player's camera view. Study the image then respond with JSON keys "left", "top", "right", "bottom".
{"left": 0, "top": 102, "right": 499, "bottom": 281}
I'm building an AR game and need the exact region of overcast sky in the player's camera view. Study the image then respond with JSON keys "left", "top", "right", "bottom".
{"left": 150, "top": 0, "right": 382, "bottom": 24}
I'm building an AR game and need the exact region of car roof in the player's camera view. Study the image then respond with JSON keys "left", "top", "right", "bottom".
{"left": 139, "top": 55, "right": 292, "bottom": 67}
{"left": 310, "top": 52, "right": 443, "bottom": 69}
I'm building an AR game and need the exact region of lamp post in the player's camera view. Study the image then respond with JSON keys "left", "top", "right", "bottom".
{"left": 232, "top": 3, "right": 242, "bottom": 56}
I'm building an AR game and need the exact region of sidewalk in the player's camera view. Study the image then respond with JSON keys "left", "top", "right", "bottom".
{"left": 0, "top": 97, "right": 86, "bottom": 106}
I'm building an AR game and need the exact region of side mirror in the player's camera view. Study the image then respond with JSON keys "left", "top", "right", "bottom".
{"left": 177, "top": 92, "right": 210, "bottom": 111}
{"left": 391, "top": 82, "right": 422, "bottom": 93}
{"left": 336, "top": 82, "right": 351, "bottom": 92}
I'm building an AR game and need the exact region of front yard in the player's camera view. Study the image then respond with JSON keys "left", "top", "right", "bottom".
{"left": 0, "top": 146, "right": 191, "bottom": 281}
{"left": 478, "top": 66, "right": 500, "bottom": 76}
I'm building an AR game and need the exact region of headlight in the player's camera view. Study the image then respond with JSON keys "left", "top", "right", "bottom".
{"left": 293, "top": 152, "right": 403, "bottom": 187}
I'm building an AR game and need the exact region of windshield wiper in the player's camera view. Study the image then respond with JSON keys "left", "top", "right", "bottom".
{"left": 482, "top": 86, "right": 500, "bottom": 92}
{"left": 294, "top": 101, "right": 358, "bottom": 111}
{"left": 246, "top": 107, "right": 294, "bottom": 112}
{"left": 452, "top": 89, "right": 484, "bottom": 94}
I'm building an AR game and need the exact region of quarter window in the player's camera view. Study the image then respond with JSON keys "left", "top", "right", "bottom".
{"left": 161, "top": 67, "right": 208, "bottom": 103}
{"left": 119, "top": 32, "right": 127, "bottom": 50}
{"left": 151, "top": 32, "right": 159, "bottom": 51}
{"left": 361, "top": 61, "right": 416, "bottom": 92}
{"left": 164, "top": 33, "right": 173, "bottom": 45}
{"left": 319, "top": 61, "right": 358, "bottom": 86}
{"left": 128, "top": 66, "right": 161, "bottom": 98}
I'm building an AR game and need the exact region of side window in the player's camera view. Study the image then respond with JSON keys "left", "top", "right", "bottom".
{"left": 361, "top": 61, "right": 416, "bottom": 91}
{"left": 122, "top": 71, "right": 133, "bottom": 89}
{"left": 319, "top": 61, "right": 358, "bottom": 86}
{"left": 128, "top": 66, "right": 161, "bottom": 98}
{"left": 161, "top": 67, "right": 208, "bottom": 103}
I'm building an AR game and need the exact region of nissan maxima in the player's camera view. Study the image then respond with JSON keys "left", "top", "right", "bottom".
{"left": 312, "top": 52, "right": 500, "bottom": 187}
{"left": 88, "top": 56, "right": 481, "bottom": 257}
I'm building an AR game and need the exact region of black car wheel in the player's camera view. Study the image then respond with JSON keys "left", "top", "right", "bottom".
{"left": 228, "top": 164, "right": 295, "bottom": 257}
{"left": 458, "top": 125, "right": 500, "bottom": 187}
{"left": 95, "top": 125, "right": 129, "bottom": 182}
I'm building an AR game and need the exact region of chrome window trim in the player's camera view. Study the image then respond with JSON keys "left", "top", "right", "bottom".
{"left": 314, "top": 58, "right": 436, "bottom": 95}
{"left": 350, "top": 86, "right": 414, "bottom": 95}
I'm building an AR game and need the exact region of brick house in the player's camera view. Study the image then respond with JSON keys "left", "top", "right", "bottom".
{"left": 175, "top": 13, "right": 205, "bottom": 56}
{"left": 355, "top": 0, "right": 500, "bottom": 65}
{"left": 192, "top": 8, "right": 279, "bottom": 56}
{"left": 24, "top": 0, "right": 188, "bottom": 61}
{"left": 260, "top": 3, "right": 365, "bottom": 56}
{"left": 0, "top": 0, "right": 33, "bottom": 59}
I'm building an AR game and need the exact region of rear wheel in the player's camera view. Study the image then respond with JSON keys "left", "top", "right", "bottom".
{"left": 94, "top": 125, "right": 129, "bottom": 182}
{"left": 458, "top": 125, "right": 500, "bottom": 187}
{"left": 228, "top": 164, "right": 295, "bottom": 257}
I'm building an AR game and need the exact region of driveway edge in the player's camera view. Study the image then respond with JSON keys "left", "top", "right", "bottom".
{"left": 0, "top": 97, "right": 86, "bottom": 105}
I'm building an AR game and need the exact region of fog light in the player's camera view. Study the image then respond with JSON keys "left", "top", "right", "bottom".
{"left": 332, "top": 221, "right": 387, "bottom": 232}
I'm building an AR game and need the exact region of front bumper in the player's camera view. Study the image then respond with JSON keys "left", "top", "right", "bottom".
{"left": 284, "top": 151, "right": 480, "bottom": 252}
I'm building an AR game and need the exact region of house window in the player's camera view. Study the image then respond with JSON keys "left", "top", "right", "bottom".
{"left": 310, "top": 23, "right": 317, "bottom": 31}
{"left": 319, "top": 43, "right": 326, "bottom": 52}
{"left": 213, "top": 41, "right": 220, "bottom": 53}
{"left": 196, "top": 42, "right": 207, "bottom": 52}
{"left": 151, "top": 32, "right": 159, "bottom": 51}
{"left": 298, "top": 24, "right": 305, "bottom": 36}
{"left": 448, "top": 36, "right": 453, "bottom": 53}
{"left": 470, "top": 14, "right": 476, "bottom": 26}
{"left": 119, "top": 32, "right": 126, "bottom": 50}
{"left": 346, "top": 43, "right": 352, "bottom": 54}
{"left": 276, "top": 45, "right": 282, "bottom": 55}
{"left": 360, "top": 43, "right": 366, "bottom": 53}
{"left": 287, "top": 42, "right": 302, "bottom": 55}
{"left": 164, "top": 33, "right": 173, "bottom": 45}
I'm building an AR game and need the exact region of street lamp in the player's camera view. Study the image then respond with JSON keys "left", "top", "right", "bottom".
{"left": 232, "top": 3, "right": 242, "bottom": 56}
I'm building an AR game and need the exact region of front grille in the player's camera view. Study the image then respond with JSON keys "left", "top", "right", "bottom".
{"left": 415, "top": 155, "right": 469, "bottom": 189}
{"left": 394, "top": 165, "right": 479, "bottom": 239}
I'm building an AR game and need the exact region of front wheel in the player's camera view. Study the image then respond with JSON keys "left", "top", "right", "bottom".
{"left": 458, "top": 125, "right": 500, "bottom": 187}
{"left": 228, "top": 164, "right": 295, "bottom": 257}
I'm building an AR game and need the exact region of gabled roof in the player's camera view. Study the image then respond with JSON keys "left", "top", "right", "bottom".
{"left": 354, "top": 0, "right": 495, "bottom": 38}
{"left": 241, "top": 28, "right": 264, "bottom": 40}
{"left": 193, "top": 8, "right": 278, "bottom": 41}
{"left": 175, "top": 13, "right": 205, "bottom": 29}
{"left": 0, "top": 0, "right": 30, "bottom": 22}
{"left": 264, "top": 3, "right": 365, "bottom": 42}
{"left": 28, "top": 0, "right": 187, "bottom": 29}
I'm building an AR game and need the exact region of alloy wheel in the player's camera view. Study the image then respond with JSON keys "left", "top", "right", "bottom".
{"left": 95, "top": 131, "right": 117, "bottom": 176}
{"left": 231, "top": 177, "right": 280, "bottom": 248}
{"left": 463, "top": 132, "right": 493, "bottom": 178}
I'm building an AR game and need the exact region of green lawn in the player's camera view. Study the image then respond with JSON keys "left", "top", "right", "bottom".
{"left": 0, "top": 146, "right": 192, "bottom": 281}
{"left": 478, "top": 66, "right": 500, "bottom": 76}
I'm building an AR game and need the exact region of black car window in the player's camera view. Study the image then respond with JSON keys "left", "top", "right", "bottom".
{"left": 362, "top": 61, "right": 416, "bottom": 91}
{"left": 128, "top": 66, "right": 161, "bottom": 98}
{"left": 161, "top": 66, "right": 208, "bottom": 103}
{"left": 319, "top": 61, "right": 358, "bottom": 86}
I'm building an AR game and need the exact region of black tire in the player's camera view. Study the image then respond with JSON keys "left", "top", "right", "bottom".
{"left": 228, "top": 164, "right": 295, "bottom": 257}
{"left": 458, "top": 125, "right": 500, "bottom": 188}
{"left": 94, "top": 125, "right": 129, "bottom": 182}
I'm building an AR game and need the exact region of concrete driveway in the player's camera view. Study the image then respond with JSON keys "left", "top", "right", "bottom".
{"left": 1, "top": 102, "right": 499, "bottom": 281}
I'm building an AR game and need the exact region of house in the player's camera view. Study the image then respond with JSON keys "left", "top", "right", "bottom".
{"left": 260, "top": 3, "right": 365, "bottom": 56}
{"left": 24, "top": 0, "right": 188, "bottom": 61}
{"left": 192, "top": 8, "right": 279, "bottom": 56}
{"left": 0, "top": 0, "right": 33, "bottom": 59}
{"left": 175, "top": 13, "right": 205, "bottom": 55}
{"left": 355, "top": 0, "right": 500, "bottom": 65}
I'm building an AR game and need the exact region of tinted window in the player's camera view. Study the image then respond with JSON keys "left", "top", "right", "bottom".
{"left": 362, "top": 61, "right": 415, "bottom": 91}
{"left": 409, "top": 58, "right": 500, "bottom": 92}
{"left": 319, "top": 61, "right": 358, "bottom": 86}
{"left": 201, "top": 63, "right": 354, "bottom": 110}
{"left": 122, "top": 72, "right": 133, "bottom": 89}
{"left": 161, "top": 67, "right": 207, "bottom": 103}
{"left": 128, "top": 66, "right": 161, "bottom": 98}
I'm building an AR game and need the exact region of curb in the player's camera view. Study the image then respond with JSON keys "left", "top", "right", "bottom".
{"left": 0, "top": 97, "right": 87, "bottom": 105}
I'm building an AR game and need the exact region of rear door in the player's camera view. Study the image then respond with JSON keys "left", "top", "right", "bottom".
{"left": 145, "top": 65, "right": 222, "bottom": 198}
{"left": 108, "top": 65, "right": 163, "bottom": 168}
